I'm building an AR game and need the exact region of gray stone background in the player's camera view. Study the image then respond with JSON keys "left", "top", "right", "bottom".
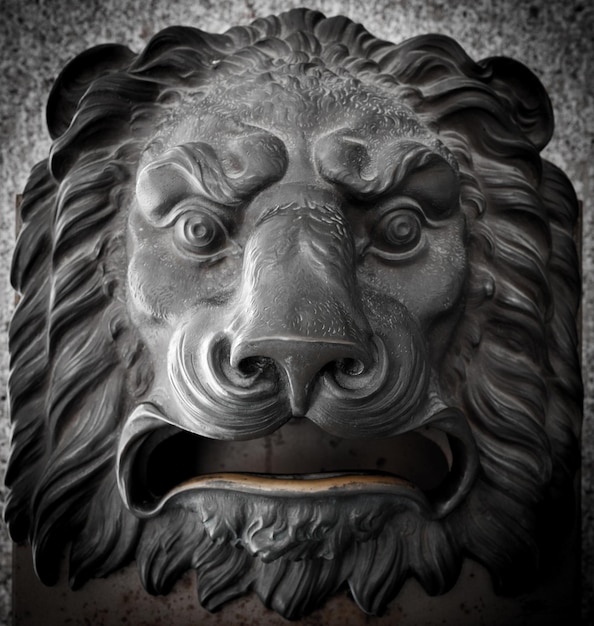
{"left": 0, "top": 0, "right": 592, "bottom": 623}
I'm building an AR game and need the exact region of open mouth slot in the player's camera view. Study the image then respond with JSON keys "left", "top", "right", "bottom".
{"left": 130, "top": 419, "right": 452, "bottom": 505}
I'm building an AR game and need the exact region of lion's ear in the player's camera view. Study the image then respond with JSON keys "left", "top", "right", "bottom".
{"left": 478, "top": 56, "right": 554, "bottom": 150}
{"left": 47, "top": 44, "right": 135, "bottom": 139}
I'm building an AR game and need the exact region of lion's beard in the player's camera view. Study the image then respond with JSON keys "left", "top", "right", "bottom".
{"left": 135, "top": 491, "right": 455, "bottom": 619}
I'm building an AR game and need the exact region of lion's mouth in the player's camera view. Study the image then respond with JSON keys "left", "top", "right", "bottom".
{"left": 117, "top": 403, "right": 478, "bottom": 521}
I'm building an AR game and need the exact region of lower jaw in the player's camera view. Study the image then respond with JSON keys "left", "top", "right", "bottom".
{"left": 141, "top": 480, "right": 434, "bottom": 562}
{"left": 142, "top": 471, "right": 429, "bottom": 515}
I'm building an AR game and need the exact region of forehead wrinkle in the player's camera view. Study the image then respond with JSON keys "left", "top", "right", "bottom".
{"left": 316, "top": 133, "right": 459, "bottom": 207}
{"left": 361, "top": 141, "right": 456, "bottom": 188}
{"left": 136, "top": 142, "right": 245, "bottom": 226}
{"left": 140, "top": 133, "right": 289, "bottom": 219}
{"left": 172, "top": 142, "right": 247, "bottom": 206}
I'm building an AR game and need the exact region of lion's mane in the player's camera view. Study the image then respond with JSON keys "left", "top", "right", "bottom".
{"left": 6, "top": 8, "right": 581, "bottom": 617}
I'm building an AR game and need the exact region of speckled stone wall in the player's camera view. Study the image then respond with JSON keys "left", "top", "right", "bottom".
{"left": 1, "top": 0, "right": 592, "bottom": 624}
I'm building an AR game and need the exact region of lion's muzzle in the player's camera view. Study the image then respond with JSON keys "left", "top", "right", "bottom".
{"left": 162, "top": 196, "right": 435, "bottom": 440}
{"left": 228, "top": 199, "right": 373, "bottom": 416}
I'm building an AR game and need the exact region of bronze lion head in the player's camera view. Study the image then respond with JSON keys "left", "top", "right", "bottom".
{"left": 6, "top": 8, "right": 581, "bottom": 620}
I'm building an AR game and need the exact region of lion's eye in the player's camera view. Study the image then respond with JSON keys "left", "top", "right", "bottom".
{"left": 371, "top": 209, "right": 424, "bottom": 260}
{"left": 174, "top": 210, "right": 229, "bottom": 258}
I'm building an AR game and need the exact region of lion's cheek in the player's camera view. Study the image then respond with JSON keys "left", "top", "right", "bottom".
{"left": 420, "top": 246, "right": 468, "bottom": 320}
{"left": 127, "top": 250, "right": 240, "bottom": 322}
{"left": 358, "top": 258, "right": 466, "bottom": 331}
{"left": 128, "top": 255, "right": 171, "bottom": 323}
{"left": 359, "top": 213, "right": 467, "bottom": 318}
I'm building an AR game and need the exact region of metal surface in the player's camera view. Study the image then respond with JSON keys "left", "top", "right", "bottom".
{"left": 6, "top": 8, "right": 582, "bottom": 623}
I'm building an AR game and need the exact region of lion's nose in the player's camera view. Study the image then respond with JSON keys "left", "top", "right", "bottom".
{"left": 230, "top": 334, "right": 370, "bottom": 416}
{"left": 228, "top": 196, "right": 373, "bottom": 416}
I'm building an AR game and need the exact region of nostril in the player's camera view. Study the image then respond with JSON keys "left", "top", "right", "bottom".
{"left": 236, "top": 355, "right": 276, "bottom": 377}
{"left": 335, "top": 357, "right": 366, "bottom": 377}
{"left": 323, "top": 336, "right": 385, "bottom": 392}
{"left": 218, "top": 340, "right": 280, "bottom": 390}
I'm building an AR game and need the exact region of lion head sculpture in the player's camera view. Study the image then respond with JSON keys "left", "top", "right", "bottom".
{"left": 6, "top": 8, "right": 582, "bottom": 620}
